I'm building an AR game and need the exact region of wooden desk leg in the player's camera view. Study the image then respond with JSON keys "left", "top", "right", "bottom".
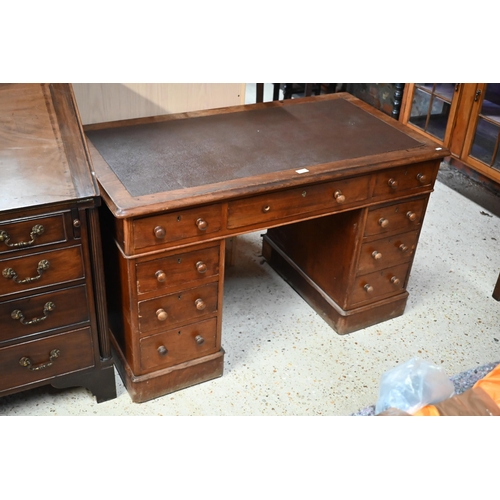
{"left": 493, "top": 272, "right": 500, "bottom": 301}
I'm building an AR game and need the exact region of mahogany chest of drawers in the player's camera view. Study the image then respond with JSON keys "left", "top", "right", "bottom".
{"left": 0, "top": 84, "right": 116, "bottom": 403}
{"left": 86, "top": 93, "right": 448, "bottom": 402}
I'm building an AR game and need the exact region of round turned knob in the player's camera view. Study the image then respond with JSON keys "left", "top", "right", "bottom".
{"left": 371, "top": 251, "right": 382, "bottom": 260}
{"left": 417, "top": 173, "right": 427, "bottom": 184}
{"left": 156, "top": 308, "right": 168, "bottom": 321}
{"left": 378, "top": 218, "right": 389, "bottom": 228}
{"left": 391, "top": 276, "right": 400, "bottom": 285}
{"left": 406, "top": 211, "right": 417, "bottom": 222}
{"left": 154, "top": 226, "right": 166, "bottom": 239}
{"left": 262, "top": 205, "right": 271, "bottom": 213}
{"left": 195, "top": 335, "right": 205, "bottom": 345}
{"left": 364, "top": 284, "right": 374, "bottom": 293}
{"left": 196, "top": 261, "right": 207, "bottom": 274}
{"left": 334, "top": 190, "right": 346, "bottom": 204}
{"left": 155, "top": 270, "right": 167, "bottom": 282}
{"left": 399, "top": 243, "right": 409, "bottom": 252}
{"left": 195, "top": 298, "right": 206, "bottom": 310}
{"left": 196, "top": 218, "right": 208, "bottom": 231}
{"left": 388, "top": 178, "right": 398, "bottom": 189}
{"left": 157, "top": 345, "right": 168, "bottom": 356}
{"left": 73, "top": 219, "right": 81, "bottom": 228}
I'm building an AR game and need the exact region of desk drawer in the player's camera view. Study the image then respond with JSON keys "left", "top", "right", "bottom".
{"left": 227, "top": 176, "right": 370, "bottom": 229}
{"left": 373, "top": 161, "right": 438, "bottom": 198}
{"left": 0, "top": 214, "right": 67, "bottom": 255}
{"left": 133, "top": 204, "right": 222, "bottom": 251}
{"left": 0, "top": 246, "right": 85, "bottom": 298}
{"left": 350, "top": 262, "right": 410, "bottom": 306}
{"left": 364, "top": 198, "right": 427, "bottom": 237}
{"left": 136, "top": 244, "right": 220, "bottom": 295}
{"left": 0, "top": 327, "right": 94, "bottom": 393}
{"left": 140, "top": 318, "right": 218, "bottom": 372}
{"left": 138, "top": 282, "right": 218, "bottom": 334}
{"left": 357, "top": 230, "right": 419, "bottom": 275}
{"left": 0, "top": 285, "right": 90, "bottom": 343}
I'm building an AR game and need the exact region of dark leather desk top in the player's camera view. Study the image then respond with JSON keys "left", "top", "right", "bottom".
{"left": 87, "top": 94, "right": 447, "bottom": 217}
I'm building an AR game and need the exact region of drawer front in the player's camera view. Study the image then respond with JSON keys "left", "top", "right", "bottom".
{"left": 0, "top": 285, "right": 90, "bottom": 343}
{"left": 0, "top": 327, "right": 95, "bottom": 393}
{"left": 373, "top": 161, "right": 438, "bottom": 198}
{"left": 136, "top": 245, "right": 220, "bottom": 295}
{"left": 133, "top": 204, "right": 222, "bottom": 251}
{"left": 350, "top": 262, "right": 410, "bottom": 306}
{"left": 140, "top": 318, "right": 218, "bottom": 372}
{"left": 138, "top": 282, "right": 218, "bottom": 334}
{"left": 364, "top": 198, "right": 427, "bottom": 237}
{"left": 0, "top": 214, "right": 67, "bottom": 255}
{"left": 0, "top": 246, "right": 85, "bottom": 298}
{"left": 357, "top": 230, "right": 419, "bottom": 275}
{"left": 227, "top": 176, "right": 370, "bottom": 229}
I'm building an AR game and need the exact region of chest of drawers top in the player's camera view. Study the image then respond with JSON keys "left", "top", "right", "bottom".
{"left": 0, "top": 83, "right": 99, "bottom": 215}
{"left": 86, "top": 93, "right": 448, "bottom": 219}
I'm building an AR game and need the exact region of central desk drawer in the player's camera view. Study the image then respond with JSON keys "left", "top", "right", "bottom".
{"left": 227, "top": 176, "right": 370, "bottom": 229}
{"left": 138, "top": 282, "right": 218, "bottom": 334}
{"left": 136, "top": 245, "right": 220, "bottom": 295}
{"left": 133, "top": 204, "right": 222, "bottom": 251}
{"left": 140, "top": 318, "right": 218, "bottom": 372}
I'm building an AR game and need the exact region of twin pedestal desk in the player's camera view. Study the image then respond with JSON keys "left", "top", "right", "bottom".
{"left": 86, "top": 93, "right": 448, "bottom": 403}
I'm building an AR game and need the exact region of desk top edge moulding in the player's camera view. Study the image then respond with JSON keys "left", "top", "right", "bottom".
{"left": 86, "top": 92, "right": 449, "bottom": 403}
{"left": 0, "top": 83, "right": 116, "bottom": 403}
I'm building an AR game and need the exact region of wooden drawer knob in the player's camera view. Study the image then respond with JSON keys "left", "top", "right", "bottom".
{"left": 155, "top": 270, "right": 167, "bottom": 282}
{"left": 388, "top": 178, "right": 398, "bottom": 188}
{"left": 156, "top": 308, "right": 168, "bottom": 321}
{"left": 157, "top": 345, "right": 168, "bottom": 356}
{"left": 371, "top": 251, "right": 382, "bottom": 260}
{"left": 417, "top": 173, "right": 427, "bottom": 184}
{"left": 195, "top": 298, "right": 206, "bottom": 310}
{"left": 364, "top": 284, "right": 374, "bottom": 293}
{"left": 196, "top": 218, "right": 208, "bottom": 231}
{"left": 391, "top": 276, "right": 400, "bottom": 285}
{"left": 406, "top": 211, "right": 417, "bottom": 222}
{"left": 154, "top": 226, "right": 166, "bottom": 239}
{"left": 196, "top": 261, "right": 207, "bottom": 273}
{"left": 399, "top": 243, "right": 409, "bottom": 252}
{"left": 334, "top": 190, "right": 346, "bottom": 204}
{"left": 378, "top": 218, "right": 389, "bottom": 228}
{"left": 195, "top": 335, "right": 205, "bottom": 345}
{"left": 262, "top": 205, "right": 271, "bottom": 213}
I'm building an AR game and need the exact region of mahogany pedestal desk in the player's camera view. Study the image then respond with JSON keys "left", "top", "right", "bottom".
{"left": 0, "top": 84, "right": 116, "bottom": 403}
{"left": 86, "top": 93, "right": 448, "bottom": 403}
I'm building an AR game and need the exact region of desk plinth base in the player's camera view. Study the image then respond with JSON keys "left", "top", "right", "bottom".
{"left": 111, "top": 335, "right": 224, "bottom": 403}
{"left": 262, "top": 236, "right": 408, "bottom": 335}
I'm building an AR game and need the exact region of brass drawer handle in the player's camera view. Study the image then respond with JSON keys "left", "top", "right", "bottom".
{"left": 416, "top": 173, "right": 427, "bottom": 184}
{"left": 0, "top": 224, "right": 45, "bottom": 248}
{"left": 371, "top": 251, "right": 382, "bottom": 260}
{"left": 156, "top": 308, "right": 168, "bottom": 321}
{"left": 262, "top": 205, "right": 271, "bottom": 213}
{"left": 19, "top": 349, "right": 60, "bottom": 371}
{"left": 378, "top": 218, "right": 389, "bottom": 228}
{"left": 195, "top": 335, "right": 205, "bottom": 345}
{"left": 11, "top": 301, "right": 55, "bottom": 326}
{"left": 196, "top": 218, "right": 208, "bottom": 231}
{"left": 388, "top": 178, "right": 398, "bottom": 189}
{"left": 196, "top": 261, "right": 207, "bottom": 274}
{"left": 157, "top": 345, "right": 168, "bottom": 356}
{"left": 3, "top": 259, "right": 50, "bottom": 284}
{"left": 391, "top": 276, "right": 401, "bottom": 285}
{"left": 364, "top": 284, "right": 374, "bottom": 293}
{"left": 334, "top": 190, "right": 346, "bottom": 204}
{"left": 399, "top": 243, "right": 409, "bottom": 252}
